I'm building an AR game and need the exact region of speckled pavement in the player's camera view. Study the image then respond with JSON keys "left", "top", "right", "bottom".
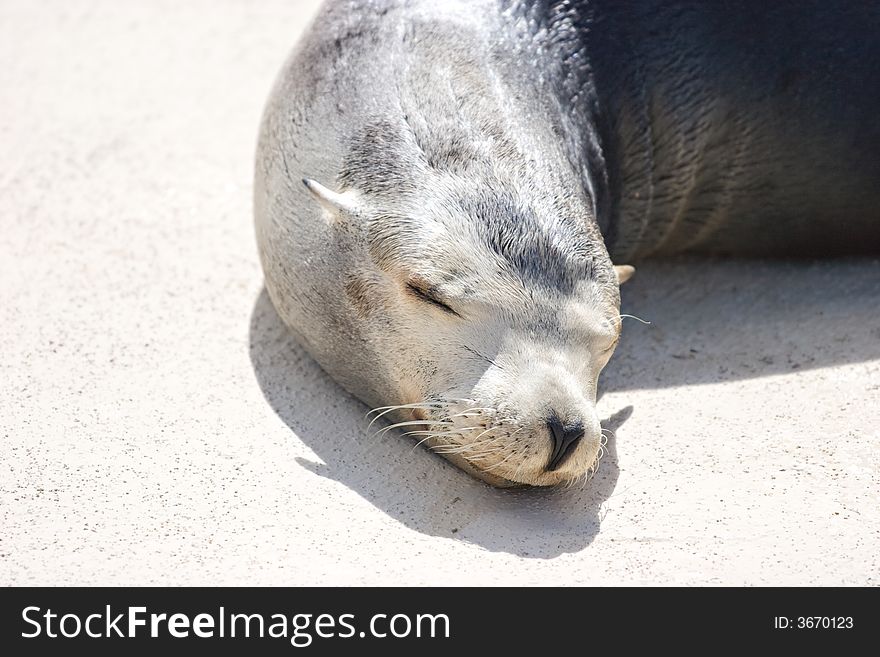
{"left": 2, "top": 0, "right": 878, "bottom": 585}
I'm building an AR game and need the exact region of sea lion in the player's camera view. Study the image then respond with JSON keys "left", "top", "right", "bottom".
{"left": 254, "top": 0, "right": 880, "bottom": 487}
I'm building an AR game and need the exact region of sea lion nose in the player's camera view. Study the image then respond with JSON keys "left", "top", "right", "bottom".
{"left": 545, "top": 414, "right": 585, "bottom": 471}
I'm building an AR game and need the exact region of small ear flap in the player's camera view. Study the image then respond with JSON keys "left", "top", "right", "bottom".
{"left": 614, "top": 264, "right": 635, "bottom": 285}
{"left": 302, "top": 178, "right": 358, "bottom": 219}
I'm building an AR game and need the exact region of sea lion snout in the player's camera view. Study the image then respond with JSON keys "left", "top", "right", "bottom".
{"left": 421, "top": 350, "right": 607, "bottom": 486}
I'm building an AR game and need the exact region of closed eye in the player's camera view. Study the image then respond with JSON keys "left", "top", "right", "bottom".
{"left": 406, "top": 281, "right": 460, "bottom": 316}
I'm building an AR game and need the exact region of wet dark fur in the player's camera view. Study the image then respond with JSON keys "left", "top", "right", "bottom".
{"left": 505, "top": 0, "right": 880, "bottom": 259}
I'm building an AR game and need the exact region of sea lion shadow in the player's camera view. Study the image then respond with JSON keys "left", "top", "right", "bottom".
{"left": 249, "top": 289, "right": 628, "bottom": 559}
{"left": 601, "top": 256, "right": 880, "bottom": 392}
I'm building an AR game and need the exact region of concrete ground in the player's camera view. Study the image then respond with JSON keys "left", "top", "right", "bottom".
{"left": 2, "top": 0, "right": 878, "bottom": 586}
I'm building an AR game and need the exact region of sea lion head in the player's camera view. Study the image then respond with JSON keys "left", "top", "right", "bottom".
{"left": 257, "top": 118, "right": 633, "bottom": 487}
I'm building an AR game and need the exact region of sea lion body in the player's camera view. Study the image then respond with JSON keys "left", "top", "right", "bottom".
{"left": 534, "top": 0, "right": 880, "bottom": 259}
{"left": 254, "top": 0, "right": 880, "bottom": 486}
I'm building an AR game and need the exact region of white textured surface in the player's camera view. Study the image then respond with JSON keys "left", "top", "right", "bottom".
{"left": 2, "top": 0, "right": 878, "bottom": 585}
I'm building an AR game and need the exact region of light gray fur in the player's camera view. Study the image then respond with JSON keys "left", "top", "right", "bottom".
{"left": 254, "top": 0, "right": 622, "bottom": 486}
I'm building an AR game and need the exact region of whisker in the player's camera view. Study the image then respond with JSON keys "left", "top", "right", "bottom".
{"left": 434, "top": 439, "right": 504, "bottom": 455}
{"left": 366, "top": 402, "right": 447, "bottom": 429}
{"left": 365, "top": 401, "right": 447, "bottom": 417}
{"left": 448, "top": 408, "right": 496, "bottom": 419}
{"left": 511, "top": 456, "right": 527, "bottom": 483}
{"left": 372, "top": 419, "right": 453, "bottom": 437}
{"left": 403, "top": 426, "right": 486, "bottom": 438}
{"left": 580, "top": 468, "right": 592, "bottom": 491}
{"left": 432, "top": 433, "right": 501, "bottom": 450}
{"left": 412, "top": 435, "right": 437, "bottom": 451}
{"left": 469, "top": 427, "right": 500, "bottom": 442}
{"left": 484, "top": 453, "right": 517, "bottom": 473}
